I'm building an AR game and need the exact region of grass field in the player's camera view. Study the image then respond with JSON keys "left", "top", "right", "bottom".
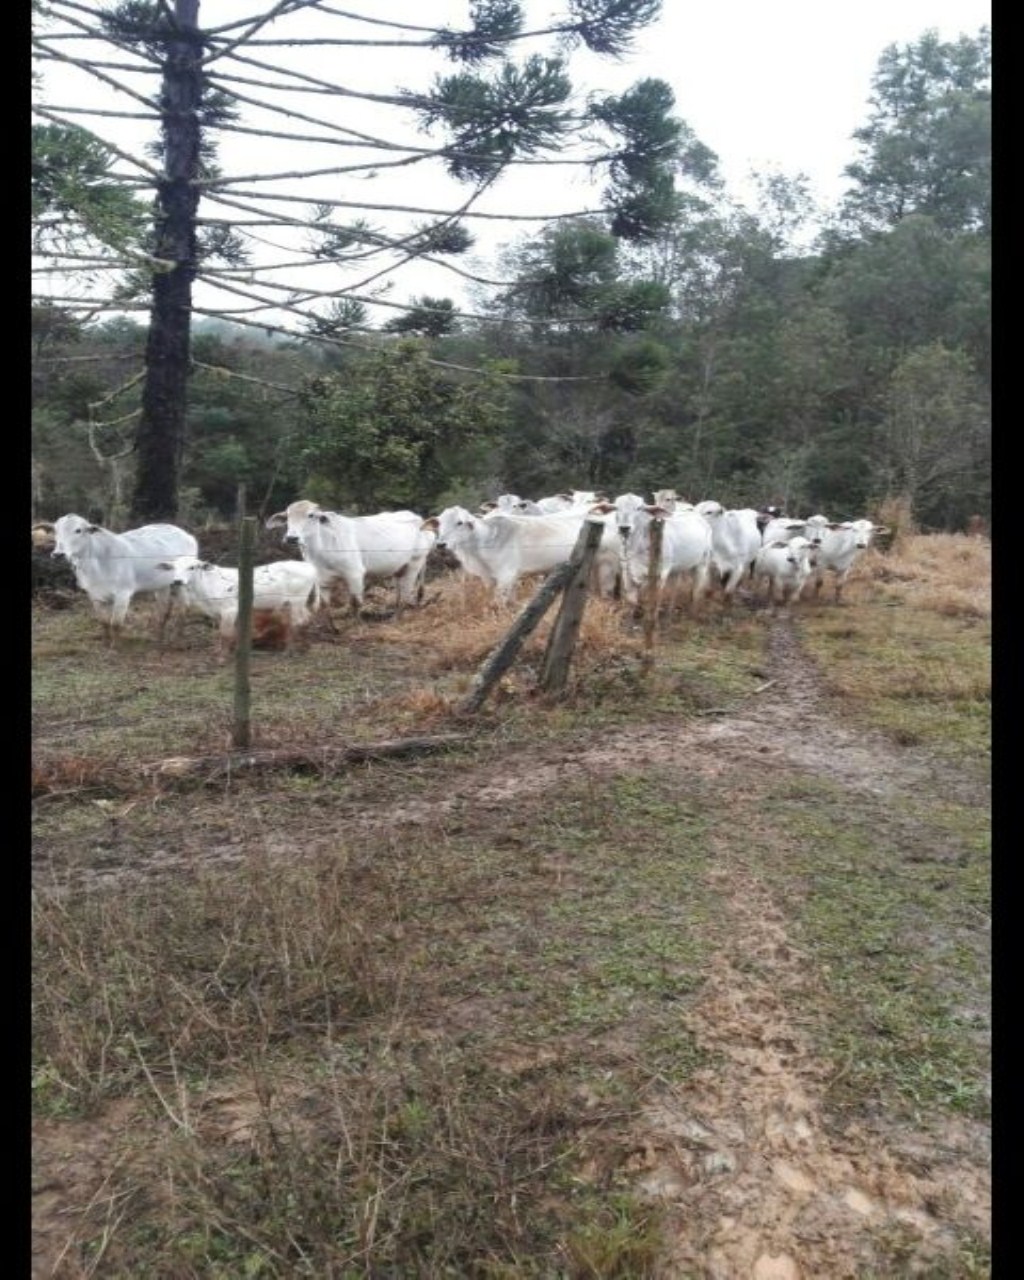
{"left": 32, "top": 535, "right": 990, "bottom": 1278}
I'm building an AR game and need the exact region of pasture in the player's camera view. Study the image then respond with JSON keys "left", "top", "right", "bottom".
{"left": 32, "top": 535, "right": 991, "bottom": 1278}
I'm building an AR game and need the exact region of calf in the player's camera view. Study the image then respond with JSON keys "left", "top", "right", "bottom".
{"left": 161, "top": 556, "right": 321, "bottom": 654}
{"left": 754, "top": 536, "right": 817, "bottom": 607}
{"left": 651, "top": 489, "right": 694, "bottom": 513}
{"left": 51, "top": 514, "right": 197, "bottom": 645}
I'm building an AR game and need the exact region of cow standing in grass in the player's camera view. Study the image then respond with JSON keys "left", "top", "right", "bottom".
{"left": 51, "top": 514, "right": 197, "bottom": 645}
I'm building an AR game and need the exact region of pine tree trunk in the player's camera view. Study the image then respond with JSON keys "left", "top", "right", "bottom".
{"left": 131, "top": 0, "right": 202, "bottom": 523}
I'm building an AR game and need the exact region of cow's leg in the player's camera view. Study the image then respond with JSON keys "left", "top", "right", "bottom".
{"left": 690, "top": 562, "right": 710, "bottom": 616}
{"left": 107, "top": 592, "right": 132, "bottom": 647}
{"left": 835, "top": 569, "right": 850, "bottom": 603}
{"left": 153, "top": 588, "right": 176, "bottom": 644}
{"left": 347, "top": 570, "right": 365, "bottom": 617}
{"left": 492, "top": 571, "right": 517, "bottom": 608}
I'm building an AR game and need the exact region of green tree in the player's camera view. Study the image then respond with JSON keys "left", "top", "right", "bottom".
{"left": 840, "top": 27, "right": 990, "bottom": 234}
{"left": 879, "top": 342, "right": 989, "bottom": 527}
{"left": 297, "top": 340, "right": 512, "bottom": 513}
{"left": 31, "top": 123, "right": 150, "bottom": 260}
{"left": 382, "top": 297, "right": 460, "bottom": 338}
{"left": 33, "top": 0, "right": 686, "bottom": 522}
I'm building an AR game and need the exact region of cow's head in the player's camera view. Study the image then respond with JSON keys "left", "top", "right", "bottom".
{"left": 51, "top": 515, "right": 100, "bottom": 560}
{"left": 267, "top": 500, "right": 320, "bottom": 545}
{"left": 848, "top": 519, "right": 889, "bottom": 550}
{"left": 802, "top": 515, "right": 832, "bottom": 546}
{"left": 434, "top": 507, "right": 477, "bottom": 548}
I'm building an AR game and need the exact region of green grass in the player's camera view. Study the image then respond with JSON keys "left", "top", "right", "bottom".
{"left": 33, "top": 770, "right": 718, "bottom": 1274}
{"left": 32, "top": 567, "right": 991, "bottom": 1277}
{"left": 797, "top": 600, "right": 990, "bottom": 754}
{"left": 750, "top": 775, "right": 990, "bottom": 1120}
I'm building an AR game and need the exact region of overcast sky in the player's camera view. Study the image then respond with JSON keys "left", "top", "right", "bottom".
{"left": 33, "top": 0, "right": 991, "bottom": 325}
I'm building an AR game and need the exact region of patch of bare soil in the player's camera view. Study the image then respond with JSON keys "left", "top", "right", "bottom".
{"left": 630, "top": 867, "right": 988, "bottom": 1278}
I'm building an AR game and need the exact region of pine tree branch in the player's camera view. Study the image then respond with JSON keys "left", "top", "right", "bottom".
{"left": 32, "top": 39, "right": 163, "bottom": 113}
{"left": 32, "top": 105, "right": 165, "bottom": 179}
{"left": 200, "top": 0, "right": 325, "bottom": 67}
{"left": 202, "top": 187, "right": 599, "bottom": 222}
{"left": 187, "top": 307, "right": 604, "bottom": 382}
{"left": 191, "top": 359, "right": 301, "bottom": 396}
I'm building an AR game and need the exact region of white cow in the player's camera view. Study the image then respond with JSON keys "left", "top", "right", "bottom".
{"left": 754, "top": 536, "right": 817, "bottom": 607}
{"left": 621, "top": 506, "right": 712, "bottom": 610}
{"left": 428, "top": 507, "right": 619, "bottom": 604}
{"left": 535, "top": 490, "right": 602, "bottom": 514}
{"left": 808, "top": 519, "right": 889, "bottom": 602}
{"left": 694, "top": 501, "right": 762, "bottom": 601}
{"left": 802, "top": 514, "right": 833, "bottom": 549}
{"left": 265, "top": 501, "right": 434, "bottom": 614}
{"left": 610, "top": 493, "right": 647, "bottom": 536}
{"left": 760, "top": 516, "right": 808, "bottom": 546}
{"left": 651, "top": 489, "right": 694, "bottom": 513}
{"left": 51, "top": 514, "right": 198, "bottom": 644}
{"left": 160, "top": 556, "right": 322, "bottom": 652}
{"left": 482, "top": 494, "right": 545, "bottom": 516}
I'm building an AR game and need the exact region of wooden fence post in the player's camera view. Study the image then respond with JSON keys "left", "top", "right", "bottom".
{"left": 538, "top": 518, "right": 604, "bottom": 696}
{"left": 232, "top": 515, "right": 256, "bottom": 750}
{"left": 641, "top": 515, "right": 664, "bottom": 676}
{"left": 457, "top": 559, "right": 577, "bottom": 715}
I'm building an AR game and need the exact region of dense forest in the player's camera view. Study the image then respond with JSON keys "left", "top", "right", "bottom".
{"left": 32, "top": 23, "right": 990, "bottom": 533}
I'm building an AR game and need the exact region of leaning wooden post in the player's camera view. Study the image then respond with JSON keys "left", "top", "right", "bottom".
{"left": 538, "top": 518, "right": 604, "bottom": 696}
{"left": 232, "top": 516, "right": 256, "bottom": 750}
{"left": 641, "top": 515, "right": 664, "bottom": 676}
{"left": 457, "top": 559, "right": 577, "bottom": 715}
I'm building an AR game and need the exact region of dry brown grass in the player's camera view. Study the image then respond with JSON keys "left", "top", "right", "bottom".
{"left": 859, "top": 534, "right": 990, "bottom": 619}
{"left": 362, "top": 575, "right": 642, "bottom": 676}
{"left": 32, "top": 753, "right": 138, "bottom": 799}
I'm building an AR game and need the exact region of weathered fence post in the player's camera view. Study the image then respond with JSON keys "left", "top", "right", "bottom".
{"left": 457, "top": 559, "right": 577, "bottom": 715}
{"left": 538, "top": 518, "right": 604, "bottom": 696}
{"left": 641, "top": 515, "right": 664, "bottom": 676}
{"left": 232, "top": 515, "right": 256, "bottom": 750}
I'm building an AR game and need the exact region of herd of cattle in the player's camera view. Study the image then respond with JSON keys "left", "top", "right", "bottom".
{"left": 31, "top": 491, "right": 890, "bottom": 650}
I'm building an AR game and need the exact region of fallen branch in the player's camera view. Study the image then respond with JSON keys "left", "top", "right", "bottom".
{"left": 694, "top": 677, "right": 780, "bottom": 716}
{"left": 143, "top": 733, "right": 470, "bottom": 783}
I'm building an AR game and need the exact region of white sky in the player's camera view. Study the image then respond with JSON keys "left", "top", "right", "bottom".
{"left": 33, "top": 0, "right": 991, "bottom": 326}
